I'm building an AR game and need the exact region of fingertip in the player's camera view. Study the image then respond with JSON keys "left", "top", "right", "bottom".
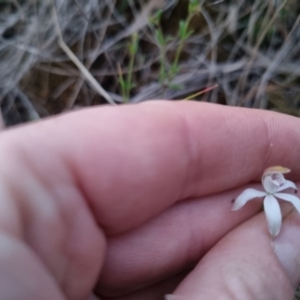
{"left": 273, "top": 210, "right": 300, "bottom": 288}
{"left": 171, "top": 212, "right": 295, "bottom": 300}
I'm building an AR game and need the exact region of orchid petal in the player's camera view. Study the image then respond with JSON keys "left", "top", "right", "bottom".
{"left": 232, "top": 188, "right": 266, "bottom": 211}
{"left": 275, "top": 180, "right": 298, "bottom": 192}
{"left": 263, "top": 195, "right": 282, "bottom": 237}
{"left": 274, "top": 193, "right": 300, "bottom": 213}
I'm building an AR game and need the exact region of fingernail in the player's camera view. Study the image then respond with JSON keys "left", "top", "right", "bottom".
{"left": 273, "top": 212, "right": 300, "bottom": 287}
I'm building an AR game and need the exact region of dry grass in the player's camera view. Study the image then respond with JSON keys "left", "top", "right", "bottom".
{"left": 0, "top": 0, "right": 300, "bottom": 125}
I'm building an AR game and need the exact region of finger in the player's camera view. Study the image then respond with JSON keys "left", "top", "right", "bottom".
{"left": 100, "top": 271, "right": 188, "bottom": 300}
{"left": 2, "top": 101, "right": 300, "bottom": 234}
{"left": 88, "top": 294, "right": 100, "bottom": 300}
{"left": 0, "top": 232, "right": 66, "bottom": 300}
{"left": 169, "top": 206, "right": 300, "bottom": 300}
{"left": 0, "top": 155, "right": 105, "bottom": 300}
{"left": 96, "top": 184, "right": 263, "bottom": 297}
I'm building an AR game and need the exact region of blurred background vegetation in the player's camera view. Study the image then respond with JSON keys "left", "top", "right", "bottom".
{"left": 0, "top": 0, "right": 300, "bottom": 126}
{"left": 0, "top": 0, "right": 300, "bottom": 297}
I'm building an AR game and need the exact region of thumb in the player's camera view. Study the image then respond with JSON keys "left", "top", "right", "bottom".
{"left": 167, "top": 209, "right": 300, "bottom": 300}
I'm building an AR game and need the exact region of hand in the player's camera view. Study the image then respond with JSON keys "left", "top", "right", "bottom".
{"left": 0, "top": 101, "right": 299, "bottom": 300}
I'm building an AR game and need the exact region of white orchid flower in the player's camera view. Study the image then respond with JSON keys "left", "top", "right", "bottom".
{"left": 232, "top": 166, "right": 300, "bottom": 237}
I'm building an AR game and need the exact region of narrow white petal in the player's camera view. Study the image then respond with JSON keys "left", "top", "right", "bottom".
{"left": 264, "top": 195, "right": 282, "bottom": 237}
{"left": 232, "top": 189, "right": 266, "bottom": 211}
{"left": 275, "top": 180, "right": 298, "bottom": 192}
{"left": 274, "top": 193, "right": 300, "bottom": 213}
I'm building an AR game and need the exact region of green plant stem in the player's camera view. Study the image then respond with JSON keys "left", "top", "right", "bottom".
{"left": 119, "top": 76, "right": 127, "bottom": 102}
{"left": 125, "top": 49, "right": 136, "bottom": 101}
{"left": 172, "top": 41, "right": 184, "bottom": 72}
{"left": 159, "top": 46, "right": 167, "bottom": 84}
{"left": 171, "top": 13, "right": 195, "bottom": 79}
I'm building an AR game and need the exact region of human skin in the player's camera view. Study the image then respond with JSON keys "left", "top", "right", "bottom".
{"left": 0, "top": 101, "right": 299, "bottom": 300}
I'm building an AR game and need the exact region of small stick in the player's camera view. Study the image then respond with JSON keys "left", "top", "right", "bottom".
{"left": 184, "top": 84, "right": 219, "bottom": 100}
{"left": 51, "top": 0, "right": 116, "bottom": 106}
